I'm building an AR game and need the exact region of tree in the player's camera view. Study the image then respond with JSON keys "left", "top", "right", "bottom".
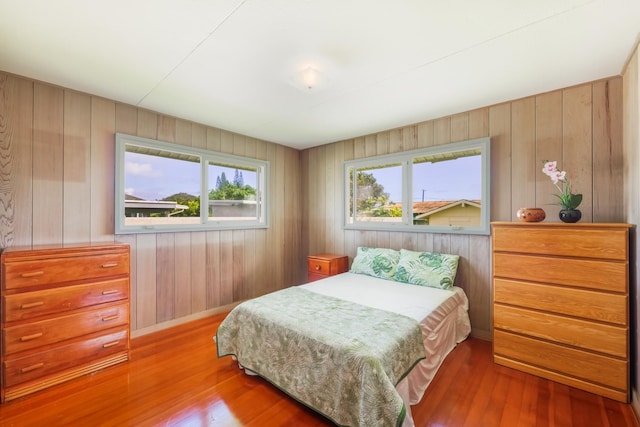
{"left": 233, "top": 169, "right": 244, "bottom": 187}
{"left": 162, "top": 193, "right": 200, "bottom": 217}
{"left": 354, "top": 171, "right": 390, "bottom": 211}
{"left": 349, "top": 170, "right": 402, "bottom": 217}
{"left": 371, "top": 204, "right": 402, "bottom": 217}
{"left": 210, "top": 169, "right": 255, "bottom": 200}
{"left": 217, "top": 172, "right": 229, "bottom": 188}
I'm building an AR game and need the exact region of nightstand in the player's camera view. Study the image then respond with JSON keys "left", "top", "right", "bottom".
{"left": 307, "top": 254, "right": 349, "bottom": 282}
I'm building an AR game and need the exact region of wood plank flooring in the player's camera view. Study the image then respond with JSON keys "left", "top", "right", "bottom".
{"left": 0, "top": 313, "right": 637, "bottom": 427}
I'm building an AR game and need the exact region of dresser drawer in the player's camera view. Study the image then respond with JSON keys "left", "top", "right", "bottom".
{"left": 494, "top": 330, "right": 627, "bottom": 392}
{"left": 2, "top": 302, "right": 129, "bottom": 356}
{"left": 494, "top": 278, "right": 627, "bottom": 325}
{"left": 3, "top": 328, "right": 128, "bottom": 387}
{"left": 494, "top": 304, "right": 627, "bottom": 358}
{"left": 492, "top": 226, "right": 628, "bottom": 260}
{"left": 2, "top": 252, "right": 129, "bottom": 291}
{"left": 3, "top": 278, "right": 129, "bottom": 322}
{"left": 493, "top": 253, "right": 627, "bottom": 292}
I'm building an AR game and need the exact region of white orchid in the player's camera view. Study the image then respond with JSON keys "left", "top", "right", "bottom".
{"left": 542, "top": 161, "right": 582, "bottom": 210}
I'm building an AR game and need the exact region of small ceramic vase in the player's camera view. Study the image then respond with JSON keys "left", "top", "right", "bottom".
{"left": 559, "top": 209, "right": 582, "bottom": 223}
{"left": 516, "top": 207, "right": 546, "bottom": 222}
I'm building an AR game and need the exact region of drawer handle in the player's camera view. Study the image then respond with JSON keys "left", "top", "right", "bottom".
{"left": 20, "top": 271, "right": 44, "bottom": 278}
{"left": 101, "top": 289, "right": 119, "bottom": 295}
{"left": 21, "top": 362, "right": 44, "bottom": 373}
{"left": 102, "top": 315, "right": 119, "bottom": 322}
{"left": 103, "top": 341, "right": 120, "bottom": 348}
{"left": 21, "top": 301, "right": 45, "bottom": 309}
{"left": 101, "top": 262, "right": 119, "bottom": 268}
{"left": 20, "top": 332, "right": 43, "bottom": 342}
{"left": 315, "top": 265, "right": 321, "bottom": 271}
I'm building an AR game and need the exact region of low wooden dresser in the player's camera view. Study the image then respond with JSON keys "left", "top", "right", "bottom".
{"left": 307, "top": 254, "right": 349, "bottom": 282}
{"left": 1, "top": 243, "right": 130, "bottom": 402}
{"left": 491, "top": 222, "right": 631, "bottom": 402}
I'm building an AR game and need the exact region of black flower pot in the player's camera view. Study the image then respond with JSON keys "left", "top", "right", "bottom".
{"left": 559, "top": 209, "right": 582, "bottom": 223}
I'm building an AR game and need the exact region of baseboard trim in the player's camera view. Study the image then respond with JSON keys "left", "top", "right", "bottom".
{"left": 130, "top": 302, "right": 240, "bottom": 339}
{"left": 471, "top": 328, "right": 492, "bottom": 341}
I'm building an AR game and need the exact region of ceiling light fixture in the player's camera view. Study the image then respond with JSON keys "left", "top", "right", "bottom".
{"left": 290, "top": 64, "right": 328, "bottom": 92}
{"left": 300, "top": 66, "right": 322, "bottom": 90}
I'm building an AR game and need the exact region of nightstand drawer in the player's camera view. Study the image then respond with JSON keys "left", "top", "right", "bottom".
{"left": 308, "top": 259, "right": 332, "bottom": 275}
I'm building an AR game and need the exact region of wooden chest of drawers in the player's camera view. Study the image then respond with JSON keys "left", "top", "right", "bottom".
{"left": 307, "top": 254, "right": 349, "bottom": 282}
{"left": 1, "top": 243, "right": 130, "bottom": 402}
{"left": 491, "top": 222, "right": 630, "bottom": 402}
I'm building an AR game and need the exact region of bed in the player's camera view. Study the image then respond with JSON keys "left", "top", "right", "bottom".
{"left": 215, "top": 247, "right": 471, "bottom": 427}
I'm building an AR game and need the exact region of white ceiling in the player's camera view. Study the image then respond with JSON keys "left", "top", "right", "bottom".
{"left": 1, "top": 1, "right": 639, "bottom": 150}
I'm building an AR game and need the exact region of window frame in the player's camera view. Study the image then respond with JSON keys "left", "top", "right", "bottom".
{"left": 343, "top": 137, "right": 491, "bottom": 235}
{"left": 115, "top": 133, "right": 269, "bottom": 234}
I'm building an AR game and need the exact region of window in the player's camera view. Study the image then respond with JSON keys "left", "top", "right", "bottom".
{"left": 115, "top": 133, "right": 269, "bottom": 234}
{"left": 344, "top": 137, "right": 490, "bottom": 235}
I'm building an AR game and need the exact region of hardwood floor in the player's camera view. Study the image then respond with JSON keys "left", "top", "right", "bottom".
{"left": 0, "top": 313, "right": 637, "bottom": 427}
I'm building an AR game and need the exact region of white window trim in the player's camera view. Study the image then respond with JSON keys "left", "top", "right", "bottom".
{"left": 343, "top": 137, "right": 491, "bottom": 235}
{"left": 115, "top": 133, "right": 269, "bottom": 234}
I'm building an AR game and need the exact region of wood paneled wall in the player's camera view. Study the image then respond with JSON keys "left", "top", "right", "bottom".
{"left": 622, "top": 42, "right": 640, "bottom": 417}
{"left": 0, "top": 72, "right": 303, "bottom": 335}
{"left": 301, "top": 77, "right": 624, "bottom": 339}
{"left": 0, "top": 70, "right": 626, "bottom": 341}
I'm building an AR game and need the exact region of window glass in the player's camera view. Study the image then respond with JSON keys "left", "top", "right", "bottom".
{"left": 124, "top": 148, "right": 201, "bottom": 227}
{"left": 344, "top": 137, "right": 490, "bottom": 235}
{"left": 412, "top": 150, "right": 482, "bottom": 227}
{"left": 115, "top": 134, "right": 268, "bottom": 234}
{"left": 348, "top": 163, "right": 403, "bottom": 223}
{"left": 207, "top": 162, "right": 259, "bottom": 222}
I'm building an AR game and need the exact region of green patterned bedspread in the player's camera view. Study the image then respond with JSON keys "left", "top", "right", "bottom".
{"left": 215, "top": 286, "right": 426, "bottom": 427}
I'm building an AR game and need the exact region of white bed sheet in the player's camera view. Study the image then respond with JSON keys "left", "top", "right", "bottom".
{"left": 300, "top": 272, "right": 471, "bottom": 427}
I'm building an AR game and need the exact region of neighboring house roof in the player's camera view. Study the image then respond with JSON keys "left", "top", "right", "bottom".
{"left": 124, "top": 200, "right": 188, "bottom": 210}
{"left": 413, "top": 199, "right": 481, "bottom": 220}
{"left": 388, "top": 200, "right": 481, "bottom": 216}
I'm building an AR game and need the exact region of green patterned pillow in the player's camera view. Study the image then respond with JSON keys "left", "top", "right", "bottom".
{"left": 349, "top": 247, "right": 400, "bottom": 280}
{"left": 393, "top": 249, "right": 459, "bottom": 289}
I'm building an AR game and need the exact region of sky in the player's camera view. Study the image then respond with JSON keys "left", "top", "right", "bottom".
{"left": 125, "top": 150, "right": 480, "bottom": 203}
{"left": 368, "top": 156, "right": 481, "bottom": 203}
{"left": 125, "top": 152, "right": 256, "bottom": 201}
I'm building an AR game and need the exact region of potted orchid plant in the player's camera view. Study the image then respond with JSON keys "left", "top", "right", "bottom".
{"left": 542, "top": 161, "right": 583, "bottom": 222}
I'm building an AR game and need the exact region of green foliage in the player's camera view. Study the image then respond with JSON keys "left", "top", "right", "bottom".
{"left": 553, "top": 187, "right": 582, "bottom": 210}
{"left": 162, "top": 193, "right": 200, "bottom": 217}
{"left": 209, "top": 183, "right": 256, "bottom": 200}
{"left": 183, "top": 199, "right": 201, "bottom": 216}
{"left": 210, "top": 169, "right": 256, "bottom": 200}
{"left": 351, "top": 170, "right": 391, "bottom": 214}
{"left": 371, "top": 205, "right": 402, "bottom": 217}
